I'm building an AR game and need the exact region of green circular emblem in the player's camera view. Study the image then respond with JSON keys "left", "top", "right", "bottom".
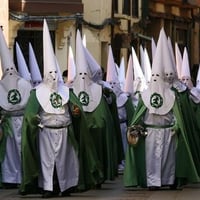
{"left": 50, "top": 92, "right": 62, "bottom": 108}
{"left": 150, "top": 93, "right": 163, "bottom": 108}
{"left": 8, "top": 89, "right": 21, "bottom": 105}
{"left": 78, "top": 91, "right": 89, "bottom": 106}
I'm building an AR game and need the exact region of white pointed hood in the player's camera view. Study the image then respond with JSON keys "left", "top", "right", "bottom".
{"left": 0, "top": 28, "right": 32, "bottom": 111}
{"left": 29, "top": 42, "right": 42, "bottom": 86}
{"left": 181, "top": 47, "right": 193, "bottom": 88}
{"left": 175, "top": 43, "right": 182, "bottom": 79}
{"left": 67, "top": 45, "right": 76, "bottom": 87}
{"left": 190, "top": 64, "right": 200, "bottom": 103}
{"left": 140, "top": 45, "right": 145, "bottom": 72}
{"left": 106, "top": 45, "right": 127, "bottom": 106}
{"left": 132, "top": 46, "right": 147, "bottom": 92}
{"left": 151, "top": 37, "right": 157, "bottom": 62}
{"left": 83, "top": 45, "right": 102, "bottom": 83}
{"left": 36, "top": 19, "right": 68, "bottom": 114}
{"left": 73, "top": 29, "right": 102, "bottom": 112}
{"left": 143, "top": 48, "right": 152, "bottom": 83}
{"left": 55, "top": 56, "right": 69, "bottom": 102}
{"left": 118, "top": 56, "right": 126, "bottom": 90}
{"left": 0, "top": 28, "right": 17, "bottom": 76}
{"left": 196, "top": 64, "right": 200, "bottom": 89}
{"left": 163, "top": 36, "right": 177, "bottom": 84}
{"left": 141, "top": 28, "right": 175, "bottom": 115}
{"left": 16, "top": 42, "right": 32, "bottom": 82}
{"left": 124, "top": 54, "right": 134, "bottom": 94}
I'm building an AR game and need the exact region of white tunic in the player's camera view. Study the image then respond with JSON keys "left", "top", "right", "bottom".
{"left": 38, "top": 106, "right": 79, "bottom": 192}
{"left": 143, "top": 110, "right": 176, "bottom": 187}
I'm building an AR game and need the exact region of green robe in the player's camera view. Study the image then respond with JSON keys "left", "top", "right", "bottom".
{"left": 173, "top": 88, "right": 200, "bottom": 177}
{"left": 20, "top": 89, "right": 103, "bottom": 194}
{"left": 123, "top": 97, "right": 200, "bottom": 188}
{"left": 105, "top": 91, "right": 124, "bottom": 164}
{"left": 84, "top": 95, "right": 120, "bottom": 181}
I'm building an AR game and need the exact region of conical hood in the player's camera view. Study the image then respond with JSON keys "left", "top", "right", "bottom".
{"left": 55, "top": 56, "right": 64, "bottom": 84}
{"left": 16, "top": 42, "right": 32, "bottom": 81}
{"left": 175, "top": 42, "right": 182, "bottom": 79}
{"left": 167, "top": 37, "right": 176, "bottom": 70}
{"left": 118, "top": 56, "right": 126, "bottom": 90}
{"left": 43, "top": 19, "right": 57, "bottom": 77}
{"left": 0, "top": 28, "right": 16, "bottom": 74}
{"left": 140, "top": 45, "right": 144, "bottom": 72}
{"left": 181, "top": 47, "right": 191, "bottom": 78}
{"left": 124, "top": 54, "right": 134, "bottom": 94}
{"left": 151, "top": 37, "right": 156, "bottom": 62}
{"left": 82, "top": 34, "right": 86, "bottom": 47}
{"left": 106, "top": 45, "right": 119, "bottom": 84}
{"left": 141, "top": 28, "right": 175, "bottom": 115}
{"left": 73, "top": 29, "right": 102, "bottom": 112}
{"left": 196, "top": 64, "right": 200, "bottom": 89}
{"left": 181, "top": 47, "right": 193, "bottom": 88}
{"left": 67, "top": 45, "right": 76, "bottom": 85}
{"left": 164, "top": 36, "right": 177, "bottom": 82}
{"left": 29, "top": 42, "right": 42, "bottom": 86}
{"left": 75, "top": 29, "right": 90, "bottom": 77}
{"left": 143, "top": 47, "right": 152, "bottom": 83}
{"left": 83, "top": 45, "right": 102, "bottom": 82}
{"left": 152, "top": 28, "right": 174, "bottom": 81}
{"left": 132, "top": 46, "right": 147, "bottom": 91}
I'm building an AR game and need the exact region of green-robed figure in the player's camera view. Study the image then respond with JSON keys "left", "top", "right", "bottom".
{"left": 123, "top": 28, "right": 200, "bottom": 190}
{"left": 20, "top": 19, "right": 103, "bottom": 198}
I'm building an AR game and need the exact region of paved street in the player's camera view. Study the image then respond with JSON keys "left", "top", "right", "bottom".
{"left": 1, "top": 175, "right": 200, "bottom": 200}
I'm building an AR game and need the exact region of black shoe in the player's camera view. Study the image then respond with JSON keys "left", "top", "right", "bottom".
{"left": 148, "top": 186, "right": 160, "bottom": 191}
{"left": 61, "top": 190, "right": 71, "bottom": 197}
{"left": 2, "top": 183, "right": 18, "bottom": 189}
{"left": 42, "top": 191, "right": 53, "bottom": 198}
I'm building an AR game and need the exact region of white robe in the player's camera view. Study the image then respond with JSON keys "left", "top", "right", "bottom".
{"left": 0, "top": 74, "right": 32, "bottom": 184}
{"left": 1, "top": 115, "right": 23, "bottom": 184}
{"left": 38, "top": 106, "right": 79, "bottom": 192}
{"left": 143, "top": 110, "right": 176, "bottom": 187}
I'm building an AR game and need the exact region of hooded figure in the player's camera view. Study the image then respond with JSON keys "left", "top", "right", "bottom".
{"left": 15, "top": 42, "right": 32, "bottom": 83}
{"left": 124, "top": 28, "right": 200, "bottom": 189}
{"left": 20, "top": 19, "right": 80, "bottom": 198}
{"left": 28, "top": 42, "right": 42, "bottom": 87}
{"left": 73, "top": 30, "right": 120, "bottom": 183}
{"left": 0, "top": 28, "right": 32, "bottom": 187}
{"left": 181, "top": 47, "right": 193, "bottom": 89}
{"left": 190, "top": 65, "right": 200, "bottom": 103}
{"left": 106, "top": 45, "right": 135, "bottom": 172}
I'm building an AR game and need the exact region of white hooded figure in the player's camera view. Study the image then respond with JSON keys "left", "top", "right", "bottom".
{"left": 66, "top": 45, "right": 76, "bottom": 88}
{"left": 0, "top": 28, "right": 32, "bottom": 186}
{"left": 165, "top": 38, "right": 186, "bottom": 92}
{"left": 143, "top": 47, "right": 152, "bottom": 84}
{"left": 175, "top": 42, "right": 182, "bottom": 80}
{"left": 118, "top": 56, "right": 126, "bottom": 91}
{"left": 140, "top": 28, "right": 176, "bottom": 188}
{"left": 190, "top": 65, "right": 200, "bottom": 103}
{"left": 15, "top": 42, "right": 32, "bottom": 83}
{"left": 73, "top": 30, "right": 102, "bottom": 112}
{"left": 34, "top": 19, "right": 79, "bottom": 197}
{"left": 132, "top": 46, "right": 147, "bottom": 106}
{"left": 106, "top": 45, "right": 129, "bottom": 169}
{"left": 73, "top": 30, "right": 119, "bottom": 182}
{"left": 124, "top": 54, "right": 137, "bottom": 108}
{"left": 29, "top": 42, "right": 42, "bottom": 87}
{"left": 180, "top": 47, "right": 193, "bottom": 89}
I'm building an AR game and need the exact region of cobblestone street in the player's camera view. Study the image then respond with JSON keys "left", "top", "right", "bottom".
{"left": 1, "top": 175, "right": 200, "bottom": 200}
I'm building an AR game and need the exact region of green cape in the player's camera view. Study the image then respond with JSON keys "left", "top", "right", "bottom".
{"left": 20, "top": 89, "right": 103, "bottom": 194}
{"left": 123, "top": 97, "right": 200, "bottom": 187}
